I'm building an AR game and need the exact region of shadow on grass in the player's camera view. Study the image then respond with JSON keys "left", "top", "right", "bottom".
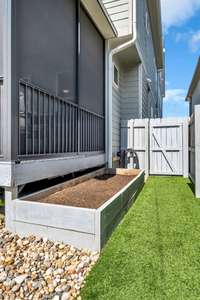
{"left": 187, "top": 182, "right": 195, "bottom": 196}
{"left": 154, "top": 181, "right": 166, "bottom": 298}
{"left": 0, "top": 206, "right": 5, "bottom": 215}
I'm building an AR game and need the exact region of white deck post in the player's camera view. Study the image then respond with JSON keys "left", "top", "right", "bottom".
{"left": 5, "top": 186, "right": 18, "bottom": 231}
{"left": 145, "top": 119, "right": 149, "bottom": 179}
{"left": 183, "top": 118, "right": 189, "bottom": 178}
{"left": 195, "top": 105, "right": 200, "bottom": 198}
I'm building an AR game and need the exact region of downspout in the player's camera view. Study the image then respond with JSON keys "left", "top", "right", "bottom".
{"left": 107, "top": 0, "right": 137, "bottom": 168}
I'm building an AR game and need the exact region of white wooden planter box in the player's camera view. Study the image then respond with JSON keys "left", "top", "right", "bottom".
{"left": 9, "top": 169, "right": 144, "bottom": 251}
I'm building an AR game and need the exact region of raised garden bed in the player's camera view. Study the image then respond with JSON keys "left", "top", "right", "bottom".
{"left": 9, "top": 168, "right": 144, "bottom": 251}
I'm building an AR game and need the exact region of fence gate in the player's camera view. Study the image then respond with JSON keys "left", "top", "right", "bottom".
{"left": 121, "top": 118, "right": 188, "bottom": 177}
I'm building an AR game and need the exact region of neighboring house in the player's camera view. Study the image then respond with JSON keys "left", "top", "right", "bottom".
{"left": 186, "top": 57, "right": 200, "bottom": 116}
{"left": 102, "top": 0, "right": 165, "bottom": 162}
{"left": 0, "top": 0, "right": 164, "bottom": 207}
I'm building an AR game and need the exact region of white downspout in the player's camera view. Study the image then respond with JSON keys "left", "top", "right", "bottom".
{"left": 107, "top": 0, "right": 137, "bottom": 168}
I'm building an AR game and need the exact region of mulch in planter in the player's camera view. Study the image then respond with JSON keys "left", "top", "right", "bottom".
{"left": 31, "top": 174, "right": 136, "bottom": 209}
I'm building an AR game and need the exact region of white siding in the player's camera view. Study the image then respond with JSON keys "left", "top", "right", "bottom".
{"left": 191, "top": 80, "right": 200, "bottom": 115}
{"left": 112, "top": 57, "right": 122, "bottom": 155}
{"left": 102, "top": 0, "right": 132, "bottom": 37}
{"left": 0, "top": 0, "right": 3, "bottom": 77}
{"left": 121, "top": 65, "right": 139, "bottom": 120}
{"left": 112, "top": 59, "right": 139, "bottom": 156}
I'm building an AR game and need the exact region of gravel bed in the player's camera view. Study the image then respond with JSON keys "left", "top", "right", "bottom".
{"left": 0, "top": 217, "right": 99, "bottom": 300}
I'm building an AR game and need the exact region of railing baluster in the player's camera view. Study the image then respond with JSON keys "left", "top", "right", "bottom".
{"left": 18, "top": 81, "right": 105, "bottom": 157}
{"left": 72, "top": 107, "right": 74, "bottom": 152}
{"left": 32, "top": 88, "right": 35, "bottom": 155}
{"left": 25, "top": 84, "right": 28, "bottom": 155}
{"left": 38, "top": 91, "right": 41, "bottom": 155}
{"left": 43, "top": 94, "right": 46, "bottom": 154}
{"left": 80, "top": 110, "right": 83, "bottom": 152}
{"left": 48, "top": 96, "right": 51, "bottom": 154}
{"left": 65, "top": 103, "right": 68, "bottom": 152}
{"left": 86, "top": 112, "right": 89, "bottom": 152}
{"left": 69, "top": 104, "right": 71, "bottom": 152}
{"left": 90, "top": 114, "right": 92, "bottom": 152}
{"left": 57, "top": 99, "right": 60, "bottom": 153}
{"left": 53, "top": 99, "right": 55, "bottom": 153}
{"left": 62, "top": 101, "right": 65, "bottom": 153}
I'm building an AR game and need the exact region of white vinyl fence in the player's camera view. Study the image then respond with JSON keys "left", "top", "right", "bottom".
{"left": 121, "top": 117, "right": 189, "bottom": 178}
{"left": 189, "top": 105, "right": 200, "bottom": 198}
{"left": 121, "top": 119, "right": 149, "bottom": 176}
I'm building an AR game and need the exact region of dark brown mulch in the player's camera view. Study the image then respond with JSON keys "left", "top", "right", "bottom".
{"left": 34, "top": 174, "right": 135, "bottom": 209}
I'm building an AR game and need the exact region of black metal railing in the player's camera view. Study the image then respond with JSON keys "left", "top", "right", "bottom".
{"left": 18, "top": 80, "right": 105, "bottom": 157}
{"left": 0, "top": 79, "right": 2, "bottom": 155}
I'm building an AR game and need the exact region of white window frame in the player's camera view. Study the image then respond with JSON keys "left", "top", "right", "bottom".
{"left": 113, "top": 64, "right": 119, "bottom": 89}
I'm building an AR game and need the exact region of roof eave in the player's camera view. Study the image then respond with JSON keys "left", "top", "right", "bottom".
{"left": 186, "top": 57, "right": 200, "bottom": 101}
{"left": 81, "top": 0, "right": 117, "bottom": 39}
{"left": 147, "top": 0, "right": 164, "bottom": 69}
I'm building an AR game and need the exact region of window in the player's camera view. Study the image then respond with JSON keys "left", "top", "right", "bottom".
{"left": 113, "top": 65, "right": 119, "bottom": 87}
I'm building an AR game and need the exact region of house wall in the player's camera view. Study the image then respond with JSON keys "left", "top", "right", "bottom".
{"left": 9, "top": 0, "right": 106, "bottom": 163}
{"left": 102, "top": 0, "right": 132, "bottom": 37}
{"left": 112, "top": 56, "right": 139, "bottom": 156}
{"left": 136, "top": 0, "right": 161, "bottom": 118}
{"left": 0, "top": 0, "right": 3, "bottom": 77}
{"left": 191, "top": 80, "right": 200, "bottom": 115}
{"left": 112, "top": 56, "right": 121, "bottom": 156}
{"left": 141, "top": 67, "right": 149, "bottom": 118}
{"left": 120, "top": 65, "right": 139, "bottom": 120}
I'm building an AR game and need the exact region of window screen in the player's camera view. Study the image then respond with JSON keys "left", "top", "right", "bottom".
{"left": 16, "top": 0, "right": 77, "bottom": 102}
{"left": 79, "top": 7, "right": 105, "bottom": 116}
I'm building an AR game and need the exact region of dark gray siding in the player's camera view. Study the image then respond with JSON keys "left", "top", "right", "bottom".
{"left": 0, "top": 0, "right": 3, "bottom": 77}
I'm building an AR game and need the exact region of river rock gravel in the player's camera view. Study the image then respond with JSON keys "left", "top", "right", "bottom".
{"left": 0, "top": 217, "right": 99, "bottom": 299}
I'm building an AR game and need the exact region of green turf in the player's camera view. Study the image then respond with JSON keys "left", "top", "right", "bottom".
{"left": 81, "top": 177, "right": 200, "bottom": 300}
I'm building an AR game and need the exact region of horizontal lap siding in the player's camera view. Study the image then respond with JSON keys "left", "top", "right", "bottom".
{"left": 136, "top": 0, "right": 160, "bottom": 118}
{"left": 112, "top": 63, "right": 139, "bottom": 156}
{"left": 191, "top": 80, "right": 200, "bottom": 115}
{"left": 112, "top": 81, "right": 121, "bottom": 156}
{"left": 121, "top": 66, "right": 139, "bottom": 120}
{"left": 142, "top": 66, "right": 149, "bottom": 118}
{"left": 102, "top": 0, "right": 130, "bottom": 36}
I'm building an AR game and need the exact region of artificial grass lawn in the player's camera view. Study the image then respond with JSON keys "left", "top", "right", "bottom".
{"left": 81, "top": 177, "right": 200, "bottom": 300}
